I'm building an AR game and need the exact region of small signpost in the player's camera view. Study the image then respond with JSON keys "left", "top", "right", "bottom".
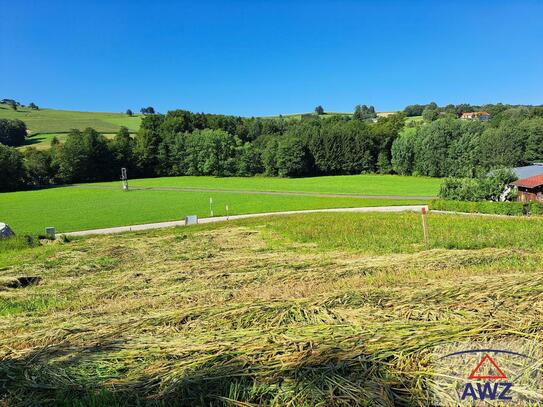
{"left": 209, "top": 197, "right": 214, "bottom": 217}
{"left": 421, "top": 207, "right": 429, "bottom": 245}
{"left": 45, "top": 227, "right": 55, "bottom": 239}
{"left": 185, "top": 215, "right": 198, "bottom": 225}
{"left": 121, "top": 168, "right": 129, "bottom": 191}
{"left": 226, "top": 205, "right": 229, "bottom": 220}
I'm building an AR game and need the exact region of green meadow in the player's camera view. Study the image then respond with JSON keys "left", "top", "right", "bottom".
{"left": 88, "top": 174, "right": 441, "bottom": 197}
{"left": 0, "top": 186, "right": 427, "bottom": 234}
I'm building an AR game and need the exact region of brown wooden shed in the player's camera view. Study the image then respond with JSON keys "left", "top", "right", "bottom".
{"left": 511, "top": 174, "right": 543, "bottom": 202}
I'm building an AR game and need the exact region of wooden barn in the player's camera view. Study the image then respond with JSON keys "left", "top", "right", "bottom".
{"left": 511, "top": 174, "right": 543, "bottom": 202}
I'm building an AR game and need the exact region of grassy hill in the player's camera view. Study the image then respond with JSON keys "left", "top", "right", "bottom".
{"left": 0, "top": 104, "right": 141, "bottom": 149}
{"left": 0, "top": 104, "right": 141, "bottom": 133}
{"left": 1, "top": 212, "right": 542, "bottom": 404}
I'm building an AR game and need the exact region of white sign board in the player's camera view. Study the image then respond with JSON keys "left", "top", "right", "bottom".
{"left": 185, "top": 215, "right": 198, "bottom": 225}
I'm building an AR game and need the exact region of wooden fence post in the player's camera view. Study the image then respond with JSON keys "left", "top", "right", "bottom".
{"left": 421, "top": 207, "right": 429, "bottom": 245}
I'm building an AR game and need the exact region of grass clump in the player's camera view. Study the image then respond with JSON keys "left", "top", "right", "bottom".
{"left": 0, "top": 234, "right": 38, "bottom": 253}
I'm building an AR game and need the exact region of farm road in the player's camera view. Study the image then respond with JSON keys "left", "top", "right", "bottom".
{"left": 69, "top": 184, "right": 435, "bottom": 200}
{"left": 63, "top": 205, "right": 427, "bottom": 237}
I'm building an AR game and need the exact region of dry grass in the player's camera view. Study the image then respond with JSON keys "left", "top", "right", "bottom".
{"left": 0, "top": 213, "right": 542, "bottom": 406}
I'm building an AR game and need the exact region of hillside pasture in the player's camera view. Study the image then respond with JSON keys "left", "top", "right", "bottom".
{"left": 0, "top": 104, "right": 141, "bottom": 134}
{"left": 18, "top": 132, "right": 118, "bottom": 150}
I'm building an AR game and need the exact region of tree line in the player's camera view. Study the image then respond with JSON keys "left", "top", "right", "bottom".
{"left": 1, "top": 103, "right": 543, "bottom": 192}
{"left": 0, "top": 109, "right": 404, "bottom": 191}
{"left": 391, "top": 106, "right": 543, "bottom": 177}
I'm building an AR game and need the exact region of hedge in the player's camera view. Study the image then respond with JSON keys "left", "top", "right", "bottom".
{"left": 430, "top": 200, "right": 543, "bottom": 216}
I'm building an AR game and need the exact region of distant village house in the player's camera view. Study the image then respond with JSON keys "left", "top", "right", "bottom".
{"left": 460, "top": 111, "right": 490, "bottom": 121}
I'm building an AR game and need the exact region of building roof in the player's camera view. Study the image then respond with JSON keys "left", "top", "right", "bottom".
{"left": 512, "top": 164, "right": 543, "bottom": 179}
{"left": 461, "top": 111, "right": 490, "bottom": 117}
{"left": 511, "top": 174, "right": 543, "bottom": 189}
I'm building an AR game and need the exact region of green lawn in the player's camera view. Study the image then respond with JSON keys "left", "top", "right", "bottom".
{"left": 264, "top": 211, "right": 543, "bottom": 253}
{"left": 0, "top": 187, "right": 427, "bottom": 234}
{"left": 87, "top": 174, "right": 441, "bottom": 197}
{"left": 0, "top": 104, "right": 141, "bottom": 134}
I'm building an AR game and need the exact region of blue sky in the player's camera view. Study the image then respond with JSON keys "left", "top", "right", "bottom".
{"left": 1, "top": 0, "right": 542, "bottom": 116}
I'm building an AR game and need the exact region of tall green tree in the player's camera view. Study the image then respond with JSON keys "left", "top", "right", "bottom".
{"left": 523, "top": 118, "right": 543, "bottom": 163}
{"left": 276, "top": 137, "right": 311, "bottom": 177}
{"left": 184, "top": 129, "right": 240, "bottom": 176}
{"left": 134, "top": 115, "right": 165, "bottom": 176}
{"left": 110, "top": 126, "right": 135, "bottom": 175}
{"left": 23, "top": 148, "right": 56, "bottom": 185}
{"left": 0, "top": 144, "right": 25, "bottom": 191}
{"left": 262, "top": 139, "right": 279, "bottom": 176}
{"left": 58, "top": 128, "right": 113, "bottom": 182}
{"left": 0, "top": 119, "right": 27, "bottom": 146}
{"left": 391, "top": 129, "right": 418, "bottom": 175}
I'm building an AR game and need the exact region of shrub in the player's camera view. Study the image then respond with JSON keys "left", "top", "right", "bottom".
{"left": 439, "top": 169, "right": 517, "bottom": 202}
{"left": 430, "top": 200, "right": 526, "bottom": 216}
{"left": 528, "top": 202, "right": 543, "bottom": 216}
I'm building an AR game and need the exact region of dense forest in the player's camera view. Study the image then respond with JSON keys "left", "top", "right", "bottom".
{"left": 1, "top": 103, "right": 543, "bottom": 192}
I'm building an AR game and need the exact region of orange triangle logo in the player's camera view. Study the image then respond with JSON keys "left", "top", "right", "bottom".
{"left": 468, "top": 354, "right": 507, "bottom": 380}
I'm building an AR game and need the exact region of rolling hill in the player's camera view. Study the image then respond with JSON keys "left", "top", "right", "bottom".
{"left": 0, "top": 104, "right": 141, "bottom": 134}
{"left": 0, "top": 104, "right": 142, "bottom": 150}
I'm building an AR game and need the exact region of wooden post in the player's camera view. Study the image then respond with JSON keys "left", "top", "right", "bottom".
{"left": 226, "top": 205, "right": 229, "bottom": 220}
{"left": 209, "top": 197, "right": 213, "bottom": 217}
{"left": 421, "top": 207, "right": 429, "bottom": 245}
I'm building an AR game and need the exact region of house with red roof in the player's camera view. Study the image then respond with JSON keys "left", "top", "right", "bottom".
{"left": 511, "top": 174, "right": 543, "bottom": 202}
{"left": 460, "top": 111, "right": 490, "bottom": 121}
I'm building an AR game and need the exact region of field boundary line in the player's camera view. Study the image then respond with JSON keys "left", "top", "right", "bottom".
{"left": 62, "top": 205, "right": 427, "bottom": 237}
{"left": 66, "top": 184, "right": 435, "bottom": 200}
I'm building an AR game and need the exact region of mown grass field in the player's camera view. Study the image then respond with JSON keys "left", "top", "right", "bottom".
{"left": 18, "top": 132, "right": 118, "bottom": 150}
{"left": 1, "top": 212, "right": 542, "bottom": 405}
{"left": 88, "top": 174, "right": 441, "bottom": 197}
{"left": 0, "top": 104, "right": 141, "bottom": 133}
{"left": 0, "top": 186, "right": 427, "bottom": 234}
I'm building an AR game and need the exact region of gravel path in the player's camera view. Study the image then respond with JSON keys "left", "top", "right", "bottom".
{"left": 62, "top": 205, "right": 428, "bottom": 237}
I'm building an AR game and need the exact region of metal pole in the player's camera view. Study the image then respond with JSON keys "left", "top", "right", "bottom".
{"left": 121, "top": 168, "right": 129, "bottom": 191}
